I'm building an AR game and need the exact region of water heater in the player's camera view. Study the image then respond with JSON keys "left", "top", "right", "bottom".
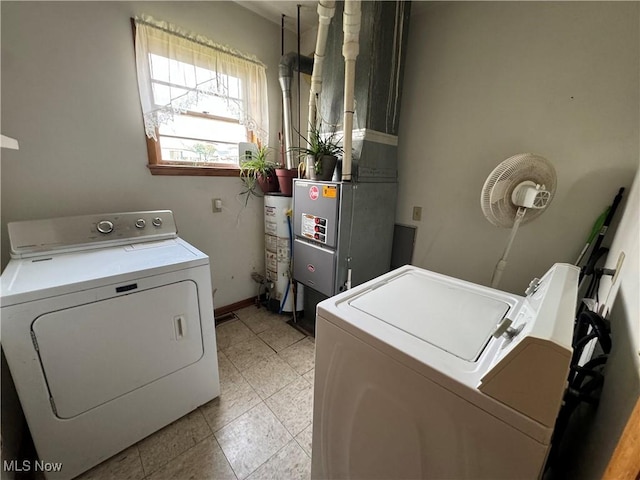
{"left": 264, "top": 194, "right": 303, "bottom": 313}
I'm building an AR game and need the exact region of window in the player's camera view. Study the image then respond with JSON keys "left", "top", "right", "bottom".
{"left": 133, "top": 16, "right": 269, "bottom": 176}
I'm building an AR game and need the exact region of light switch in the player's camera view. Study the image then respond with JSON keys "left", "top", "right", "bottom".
{"left": 412, "top": 206, "right": 422, "bottom": 222}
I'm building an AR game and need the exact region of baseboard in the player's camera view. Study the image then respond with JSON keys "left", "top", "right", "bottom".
{"left": 214, "top": 297, "right": 256, "bottom": 318}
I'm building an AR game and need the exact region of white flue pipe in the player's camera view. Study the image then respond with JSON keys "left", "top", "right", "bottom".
{"left": 307, "top": 1, "right": 336, "bottom": 142}
{"left": 341, "top": 0, "right": 361, "bottom": 181}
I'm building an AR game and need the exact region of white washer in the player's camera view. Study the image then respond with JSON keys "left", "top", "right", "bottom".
{"left": 1, "top": 211, "right": 220, "bottom": 480}
{"left": 312, "top": 263, "right": 579, "bottom": 479}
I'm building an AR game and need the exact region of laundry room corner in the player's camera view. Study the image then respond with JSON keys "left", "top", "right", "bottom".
{"left": 0, "top": 1, "right": 292, "bottom": 309}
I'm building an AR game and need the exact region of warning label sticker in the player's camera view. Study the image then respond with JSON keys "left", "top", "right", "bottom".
{"left": 265, "top": 220, "right": 277, "bottom": 236}
{"left": 301, "top": 213, "right": 328, "bottom": 244}
{"left": 266, "top": 251, "right": 277, "bottom": 271}
{"left": 322, "top": 185, "right": 337, "bottom": 198}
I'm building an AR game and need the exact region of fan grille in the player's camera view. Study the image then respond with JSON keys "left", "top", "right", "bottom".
{"left": 481, "top": 153, "right": 557, "bottom": 228}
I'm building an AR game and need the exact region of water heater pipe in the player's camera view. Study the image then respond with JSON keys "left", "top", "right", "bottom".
{"left": 279, "top": 53, "right": 313, "bottom": 169}
{"left": 307, "top": 0, "right": 336, "bottom": 142}
{"left": 341, "top": 0, "right": 361, "bottom": 181}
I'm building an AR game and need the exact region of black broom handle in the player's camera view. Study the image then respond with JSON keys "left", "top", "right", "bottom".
{"left": 580, "top": 187, "right": 624, "bottom": 281}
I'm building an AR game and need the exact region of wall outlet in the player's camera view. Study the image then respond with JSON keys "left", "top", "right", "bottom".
{"left": 412, "top": 206, "right": 422, "bottom": 222}
{"left": 212, "top": 198, "right": 222, "bottom": 213}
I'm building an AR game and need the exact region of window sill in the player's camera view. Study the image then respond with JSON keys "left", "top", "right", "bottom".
{"left": 147, "top": 164, "right": 240, "bottom": 177}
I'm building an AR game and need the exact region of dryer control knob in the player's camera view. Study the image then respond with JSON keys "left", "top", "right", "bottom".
{"left": 152, "top": 217, "right": 163, "bottom": 227}
{"left": 135, "top": 219, "right": 146, "bottom": 229}
{"left": 97, "top": 220, "right": 114, "bottom": 234}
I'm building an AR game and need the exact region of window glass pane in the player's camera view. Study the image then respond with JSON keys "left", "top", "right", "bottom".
{"left": 158, "top": 114, "right": 246, "bottom": 143}
{"left": 195, "top": 96, "right": 241, "bottom": 119}
{"left": 195, "top": 65, "right": 215, "bottom": 85}
{"left": 228, "top": 76, "right": 241, "bottom": 98}
{"left": 159, "top": 136, "right": 240, "bottom": 165}
{"left": 171, "top": 58, "right": 196, "bottom": 88}
{"left": 148, "top": 54, "right": 170, "bottom": 82}
{"left": 150, "top": 54, "right": 242, "bottom": 94}
{"left": 152, "top": 83, "right": 190, "bottom": 107}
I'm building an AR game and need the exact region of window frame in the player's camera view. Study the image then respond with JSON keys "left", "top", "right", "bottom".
{"left": 131, "top": 18, "right": 264, "bottom": 177}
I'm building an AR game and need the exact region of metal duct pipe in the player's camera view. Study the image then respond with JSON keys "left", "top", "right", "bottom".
{"left": 307, "top": 0, "right": 336, "bottom": 141}
{"left": 341, "top": 0, "right": 361, "bottom": 181}
{"left": 278, "top": 52, "right": 313, "bottom": 169}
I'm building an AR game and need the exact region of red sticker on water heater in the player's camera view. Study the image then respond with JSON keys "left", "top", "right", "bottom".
{"left": 309, "top": 186, "right": 319, "bottom": 200}
{"left": 307, "top": 264, "right": 316, "bottom": 272}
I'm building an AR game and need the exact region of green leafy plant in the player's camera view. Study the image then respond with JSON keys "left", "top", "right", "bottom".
{"left": 293, "top": 123, "right": 343, "bottom": 175}
{"left": 239, "top": 145, "right": 278, "bottom": 204}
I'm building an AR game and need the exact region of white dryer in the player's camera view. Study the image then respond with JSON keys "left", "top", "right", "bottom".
{"left": 312, "top": 263, "right": 579, "bottom": 479}
{"left": 1, "top": 211, "right": 220, "bottom": 480}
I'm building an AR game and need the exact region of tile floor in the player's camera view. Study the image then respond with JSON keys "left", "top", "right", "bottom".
{"left": 77, "top": 306, "right": 315, "bottom": 480}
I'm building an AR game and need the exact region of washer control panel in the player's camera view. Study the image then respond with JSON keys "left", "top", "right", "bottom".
{"left": 8, "top": 210, "right": 178, "bottom": 258}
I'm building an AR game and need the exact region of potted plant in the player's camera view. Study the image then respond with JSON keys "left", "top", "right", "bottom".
{"left": 275, "top": 133, "right": 298, "bottom": 197}
{"left": 239, "top": 145, "right": 279, "bottom": 201}
{"left": 294, "top": 123, "right": 344, "bottom": 181}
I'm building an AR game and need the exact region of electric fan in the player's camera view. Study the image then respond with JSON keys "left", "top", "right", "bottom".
{"left": 481, "top": 153, "right": 557, "bottom": 288}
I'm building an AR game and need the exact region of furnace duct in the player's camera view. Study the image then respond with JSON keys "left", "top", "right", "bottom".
{"left": 281, "top": 1, "right": 409, "bottom": 178}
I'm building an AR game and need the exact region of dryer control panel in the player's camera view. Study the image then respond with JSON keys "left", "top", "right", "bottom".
{"left": 8, "top": 210, "right": 178, "bottom": 258}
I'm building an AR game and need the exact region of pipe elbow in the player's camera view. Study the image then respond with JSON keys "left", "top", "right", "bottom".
{"left": 278, "top": 52, "right": 314, "bottom": 79}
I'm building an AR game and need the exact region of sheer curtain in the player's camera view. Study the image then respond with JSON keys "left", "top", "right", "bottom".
{"left": 134, "top": 15, "right": 269, "bottom": 144}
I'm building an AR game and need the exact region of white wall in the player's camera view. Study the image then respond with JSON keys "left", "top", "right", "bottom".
{"left": 1, "top": 1, "right": 295, "bottom": 309}
{"left": 398, "top": 1, "right": 639, "bottom": 294}
{"left": 561, "top": 168, "right": 639, "bottom": 479}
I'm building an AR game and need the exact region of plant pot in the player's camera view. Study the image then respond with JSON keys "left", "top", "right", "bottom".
{"left": 275, "top": 168, "right": 298, "bottom": 196}
{"left": 316, "top": 155, "right": 338, "bottom": 181}
{"left": 257, "top": 173, "right": 279, "bottom": 194}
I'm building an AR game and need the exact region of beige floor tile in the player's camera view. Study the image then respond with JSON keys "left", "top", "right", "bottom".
{"left": 242, "top": 354, "right": 301, "bottom": 400}
{"left": 137, "top": 409, "right": 212, "bottom": 475}
{"left": 303, "top": 369, "right": 314, "bottom": 386}
{"left": 200, "top": 382, "right": 262, "bottom": 433}
{"left": 246, "top": 440, "right": 311, "bottom": 480}
{"left": 265, "top": 377, "right": 313, "bottom": 437}
{"left": 222, "top": 336, "right": 275, "bottom": 371}
{"left": 258, "top": 321, "right": 305, "bottom": 352}
{"left": 145, "top": 436, "right": 237, "bottom": 480}
{"left": 75, "top": 445, "right": 144, "bottom": 480}
{"left": 217, "top": 351, "right": 244, "bottom": 387}
{"left": 200, "top": 356, "right": 262, "bottom": 432}
{"left": 215, "top": 403, "right": 292, "bottom": 479}
{"left": 235, "top": 306, "right": 284, "bottom": 334}
{"left": 216, "top": 319, "right": 256, "bottom": 351}
{"left": 295, "top": 424, "right": 313, "bottom": 458}
{"left": 278, "top": 337, "right": 315, "bottom": 375}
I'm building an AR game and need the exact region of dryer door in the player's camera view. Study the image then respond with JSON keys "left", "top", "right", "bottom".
{"left": 32, "top": 280, "right": 204, "bottom": 419}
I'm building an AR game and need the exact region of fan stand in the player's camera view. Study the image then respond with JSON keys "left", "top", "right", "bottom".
{"left": 491, "top": 207, "right": 527, "bottom": 288}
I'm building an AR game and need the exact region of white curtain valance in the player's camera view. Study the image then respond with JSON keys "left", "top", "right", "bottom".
{"left": 134, "top": 15, "right": 269, "bottom": 143}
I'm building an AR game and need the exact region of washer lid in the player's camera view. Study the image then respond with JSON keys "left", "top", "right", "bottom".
{"left": 348, "top": 270, "right": 511, "bottom": 361}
